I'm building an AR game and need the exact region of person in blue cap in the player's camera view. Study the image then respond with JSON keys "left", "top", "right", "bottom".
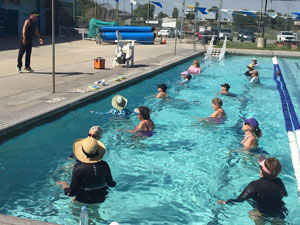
{"left": 241, "top": 118, "right": 262, "bottom": 150}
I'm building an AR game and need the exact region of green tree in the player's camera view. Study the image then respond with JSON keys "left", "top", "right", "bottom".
{"left": 208, "top": 6, "right": 218, "bottom": 20}
{"left": 78, "top": 0, "right": 95, "bottom": 17}
{"left": 158, "top": 11, "right": 168, "bottom": 18}
{"left": 172, "top": 8, "right": 179, "bottom": 18}
{"left": 233, "top": 11, "right": 257, "bottom": 30}
{"left": 208, "top": 6, "right": 218, "bottom": 13}
{"left": 133, "top": 3, "right": 155, "bottom": 20}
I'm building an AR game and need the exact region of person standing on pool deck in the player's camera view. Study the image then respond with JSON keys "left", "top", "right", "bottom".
{"left": 218, "top": 156, "right": 288, "bottom": 224}
{"left": 209, "top": 98, "right": 225, "bottom": 118}
{"left": 17, "top": 11, "right": 43, "bottom": 73}
{"left": 241, "top": 118, "right": 262, "bottom": 150}
{"left": 156, "top": 84, "right": 168, "bottom": 98}
{"left": 57, "top": 137, "right": 116, "bottom": 203}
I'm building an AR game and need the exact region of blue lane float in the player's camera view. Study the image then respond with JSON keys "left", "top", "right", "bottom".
{"left": 101, "top": 32, "right": 155, "bottom": 44}
{"left": 99, "top": 26, "right": 154, "bottom": 33}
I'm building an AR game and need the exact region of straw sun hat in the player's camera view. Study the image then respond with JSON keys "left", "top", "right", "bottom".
{"left": 112, "top": 95, "right": 128, "bottom": 110}
{"left": 73, "top": 137, "right": 106, "bottom": 163}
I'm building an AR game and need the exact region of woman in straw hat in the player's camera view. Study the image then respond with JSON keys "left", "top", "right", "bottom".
{"left": 57, "top": 137, "right": 116, "bottom": 203}
{"left": 90, "top": 95, "right": 133, "bottom": 117}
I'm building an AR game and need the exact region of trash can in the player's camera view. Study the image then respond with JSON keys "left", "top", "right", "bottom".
{"left": 94, "top": 57, "right": 105, "bottom": 69}
{"left": 257, "top": 37, "right": 267, "bottom": 48}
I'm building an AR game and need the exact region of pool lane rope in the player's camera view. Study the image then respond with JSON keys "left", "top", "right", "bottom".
{"left": 272, "top": 56, "right": 300, "bottom": 201}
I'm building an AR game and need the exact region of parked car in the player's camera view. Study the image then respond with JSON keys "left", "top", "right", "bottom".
{"left": 158, "top": 28, "right": 170, "bottom": 38}
{"left": 211, "top": 29, "right": 219, "bottom": 44}
{"left": 176, "top": 28, "right": 184, "bottom": 39}
{"left": 201, "top": 30, "right": 219, "bottom": 44}
{"left": 219, "top": 28, "right": 233, "bottom": 41}
{"left": 240, "top": 30, "right": 256, "bottom": 43}
{"left": 237, "top": 29, "right": 246, "bottom": 40}
{"left": 276, "top": 31, "right": 298, "bottom": 43}
{"left": 196, "top": 31, "right": 204, "bottom": 40}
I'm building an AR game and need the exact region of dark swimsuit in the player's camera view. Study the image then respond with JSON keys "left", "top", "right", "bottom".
{"left": 135, "top": 120, "right": 154, "bottom": 137}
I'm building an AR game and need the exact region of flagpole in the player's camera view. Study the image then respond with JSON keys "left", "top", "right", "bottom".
{"left": 258, "top": 0, "right": 263, "bottom": 36}
{"left": 147, "top": 0, "right": 150, "bottom": 25}
{"left": 262, "top": 0, "right": 268, "bottom": 37}
{"left": 218, "top": 0, "right": 222, "bottom": 31}
{"left": 52, "top": 0, "right": 55, "bottom": 93}
{"left": 180, "top": 0, "right": 185, "bottom": 43}
{"left": 116, "top": 0, "right": 119, "bottom": 23}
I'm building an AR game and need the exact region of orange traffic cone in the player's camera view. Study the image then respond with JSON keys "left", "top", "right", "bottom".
{"left": 161, "top": 36, "right": 166, "bottom": 44}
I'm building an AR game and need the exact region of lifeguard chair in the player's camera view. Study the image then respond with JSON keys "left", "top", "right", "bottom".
{"left": 113, "top": 31, "right": 135, "bottom": 67}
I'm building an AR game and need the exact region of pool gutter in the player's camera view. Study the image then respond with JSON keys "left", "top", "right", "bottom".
{"left": 0, "top": 214, "right": 59, "bottom": 225}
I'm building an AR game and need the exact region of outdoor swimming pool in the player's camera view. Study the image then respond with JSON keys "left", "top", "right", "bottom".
{"left": 0, "top": 55, "right": 300, "bottom": 225}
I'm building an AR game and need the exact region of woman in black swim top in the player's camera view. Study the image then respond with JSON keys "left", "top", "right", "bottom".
{"left": 218, "top": 157, "right": 288, "bottom": 222}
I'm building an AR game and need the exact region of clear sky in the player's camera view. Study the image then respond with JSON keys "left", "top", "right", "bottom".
{"left": 113, "top": 0, "right": 300, "bottom": 16}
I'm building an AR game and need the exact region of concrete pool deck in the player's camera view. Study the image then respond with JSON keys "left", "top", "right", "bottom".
{"left": 0, "top": 214, "right": 58, "bottom": 225}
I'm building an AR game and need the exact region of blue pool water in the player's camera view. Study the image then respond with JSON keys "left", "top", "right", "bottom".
{"left": 1, "top": 55, "right": 300, "bottom": 225}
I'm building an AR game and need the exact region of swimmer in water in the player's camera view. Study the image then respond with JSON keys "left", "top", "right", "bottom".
{"left": 245, "top": 64, "right": 255, "bottom": 76}
{"left": 218, "top": 157, "right": 288, "bottom": 224}
{"left": 209, "top": 98, "right": 226, "bottom": 118}
{"left": 90, "top": 95, "right": 133, "bottom": 117}
{"left": 241, "top": 118, "right": 262, "bottom": 150}
{"left": 252, "top": 58, "right": 260, "bottom": 67}
{"left": 218, "top": 83, "right": 237, "bottom": 97}
{"left": 119, "top": 106, "right": 154, "bottom": 137}
{"left": 181, "top": 71, "right": 192, "bottom": 84}
{"left": 188, "top": 60, "right": 201, "bottom": 74}
{"left": 250, "top": 70, "right": 261, "bottom": 84}
{"left": 156, "top": 83, "right": 168, "bottom": 98}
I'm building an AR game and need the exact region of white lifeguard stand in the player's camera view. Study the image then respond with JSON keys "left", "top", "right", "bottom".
{"left": 113, "top": 31, "right": 135, "bottom": 67}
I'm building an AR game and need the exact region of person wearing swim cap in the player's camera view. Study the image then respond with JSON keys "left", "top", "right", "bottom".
{"left": 241, "top": 118, "right": 262, "bottom": 150}
{"left": 252, "top": 58, "right": 260, "bottom": 67}
{"left": 181, "top": 71, "right": 192, "bottom": 84}
{"left": 218, "top": 157, "right": 288, "bottom": 223}
{"left": 156, "top": 84, "right": 168, "bottom": 98}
